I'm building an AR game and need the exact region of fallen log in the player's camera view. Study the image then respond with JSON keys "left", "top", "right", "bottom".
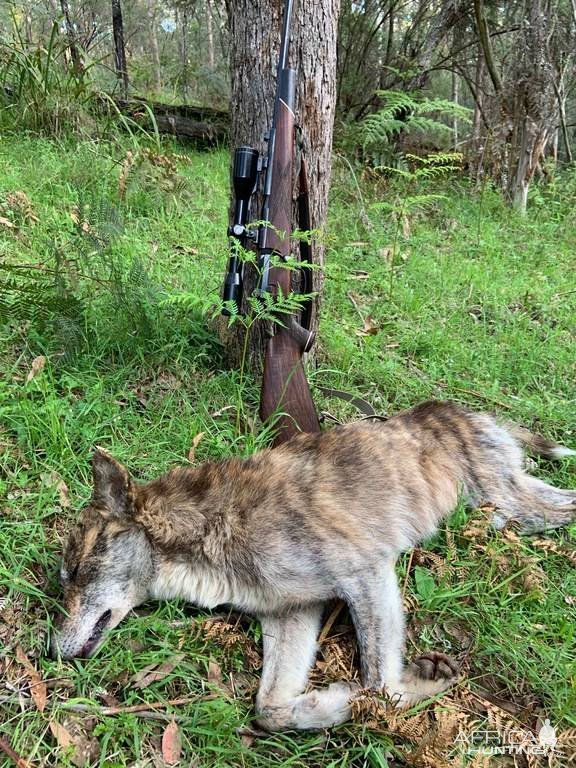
{"left": 107, "top": 97, "right": 229, "bottom": 145}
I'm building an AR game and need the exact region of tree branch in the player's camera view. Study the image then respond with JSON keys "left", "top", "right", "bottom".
{"left": 473, "top": 0, "right": 502, "bottom": 93}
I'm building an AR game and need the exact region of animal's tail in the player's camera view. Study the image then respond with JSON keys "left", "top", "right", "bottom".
{"left": 508, "top": 425, "right": 576, "bottom": 459}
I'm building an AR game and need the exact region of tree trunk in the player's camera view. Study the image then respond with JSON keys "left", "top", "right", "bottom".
{"left": 59, "top": 0, "right": 83, "bottom": 77}
{"left": 146, "top": 0, "right": 162, "bottom": 95}
{"left": 111, "top": 0, "right": 129, "bottom": 100}
{"left": 472, "top": 0, "right": 559, "bottom": 212}
{"left": 223, "top": 0, "right": 340, "bottom": 371}
{"left": 451, "top": 69, "right": 459, "bottom": 148}
{"left": 406, "top": 0, "right": 463, "bottom": 91}
{"left": 207, "top": 0, "right": 215, "bottom": 69}
{"left": 177, "top": 5, "right": 190, "bottom": 101}
{"left": 503, "top": 0, "right": 557, "bottom": 212}
{"left": 473, "top": 0, "right": 501, "bottom": 93}
{"left": 553, "top": 78, "right": 573, "bottom": 164}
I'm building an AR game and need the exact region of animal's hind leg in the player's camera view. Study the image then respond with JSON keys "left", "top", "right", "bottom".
{"left": 490, "top": 474, "right": 576, "bottom": 534}
{"left": 343, "top": 559, "right": 459, "bottom": 707}
{"left": 255, "top": 604, "right": 358, "bottom": 731}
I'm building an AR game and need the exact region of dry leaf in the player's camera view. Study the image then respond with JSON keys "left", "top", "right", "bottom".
{"left": 6, "top": 191, "right": 38, "bottom": 223}
{"left": 210, "top": 405, "right": 235, "bottom": 418}
{"left": 48, "top": 720, "right": 98, "bottom": 768}
{"left": 161, "top": 719, "right": 182, "bottom": 765}
{"left": 207, "top": 659, "right": 231, "bottom": 695}
{"left": 240, "top": 733, "right": 256, "bottom": 748}
{"left": 187, "top": 432, "right": 205, "bottom": 463}
{"left": 0, "top": 216, "right": 15, "bottom": 228}
{"left": 174, "top": 244, "right": 199, "bottom": 255}
{"left": 355, "top": 316, "right": 379, "bottom": 337}
{"left": 351, "top": 270, "right": 369, "bottom": 280}
{"left": 25, "top": 355, "right": 46, "bottom": 384}
{"left": 201, "top": 617, "right": 261, "bottom": 670}
{"left": 379, "top": 246, "right": 393, "bottom": 262}
{"left": 41, "top": 472, "right": 71, "bottom": 508}
{"left": 131, "top": 653, "right": 184, "bottom": 689}
{"left": 49, "top": 721, "right": 74, "bottom": 750}
{"left": 57, "top": 478, "right": 71, "bottom": 508}
{"left": 156, "top": 372, "right": 182, "bottom": 390}
{"left": 16, "top": 645, "right": 47, "bottom": 713}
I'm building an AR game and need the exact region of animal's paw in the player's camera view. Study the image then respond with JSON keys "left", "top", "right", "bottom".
{"left": 256, "top": 682, "right": 360, "bottom": 731}
{"left": 412, "top": 651, "right": 459, "bottom": 682}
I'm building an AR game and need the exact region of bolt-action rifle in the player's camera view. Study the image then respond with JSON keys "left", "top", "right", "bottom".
{"left": 222, "top": 0, "right": 320, "bottom": 446}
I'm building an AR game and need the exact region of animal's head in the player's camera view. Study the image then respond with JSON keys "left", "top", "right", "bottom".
{"left": 50, "top": 450, "right": 155, "bottom": 659}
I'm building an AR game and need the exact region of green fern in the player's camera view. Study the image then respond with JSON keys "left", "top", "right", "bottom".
{"left": 380, "top": 152, "right": 463, "bottom": 179}
{"left": 358, "top": 91, "right": 471, "bottom": 169}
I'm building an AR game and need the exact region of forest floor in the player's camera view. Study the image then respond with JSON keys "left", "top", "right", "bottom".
{"left": 1, "top": 135, "right": 575, "bottom": 767}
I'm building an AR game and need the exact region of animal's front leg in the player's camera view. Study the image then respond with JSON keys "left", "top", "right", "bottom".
{"left": 344, "top": 559, "right": 458, "bottom": 707}
{"left": 255, "top": 604, "right": 358, "bottom": 730}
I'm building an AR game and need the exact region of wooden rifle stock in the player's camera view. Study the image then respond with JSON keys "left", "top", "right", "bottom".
{"left": 258, "top": 68, "right": 320, "bottom": 445}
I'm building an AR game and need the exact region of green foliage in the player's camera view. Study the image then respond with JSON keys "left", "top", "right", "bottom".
{"left": 1, "top": 136, "right": 575, "bottom": 766}
{"left": 118, "top": 148, "right": 192, "bottom": 212}
{"left": 362, "top": 90, "right": 471, "bottom": 144}
{"left": 0, "top": 17, "right": 98, "bottom": 136}
{"left": 0, "top": 180, "right": 159, "bottom": 355}
{"left": 351, "top": 90, "right": 471, "bottom": 168}
{"left": 381, "top": 152, "right": 464, "bottom": 180}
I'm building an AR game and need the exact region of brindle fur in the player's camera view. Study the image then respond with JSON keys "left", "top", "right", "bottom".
{"left": 51, "top": 401, "right": 576, "bottom": 730}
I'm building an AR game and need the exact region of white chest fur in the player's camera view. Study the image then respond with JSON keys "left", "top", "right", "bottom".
{"left": 150, "top": 560, "right": 233, "bottom": 609}
{"left": 149, "top": 559, "right": 272, "bottom": 613}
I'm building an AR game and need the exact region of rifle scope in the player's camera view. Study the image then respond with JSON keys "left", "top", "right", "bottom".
{"left": 222, "top": 146, "right": 260, "bottom": 314}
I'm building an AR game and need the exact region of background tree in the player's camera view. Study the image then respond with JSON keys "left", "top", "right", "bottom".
{"left": 1, "top": 0, "right": 575, "bottom": 201}
{"left": 111, "top": 0, "right": 129, "bottom": 98}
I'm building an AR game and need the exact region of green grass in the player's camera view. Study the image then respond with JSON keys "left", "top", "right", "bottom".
{"left": 1, "top": 135, "right": 575, "bottom": 766}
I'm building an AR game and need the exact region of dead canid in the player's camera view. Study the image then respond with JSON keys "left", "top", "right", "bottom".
{"left": 50, "top": 400, "right": 576, "bottom": 730}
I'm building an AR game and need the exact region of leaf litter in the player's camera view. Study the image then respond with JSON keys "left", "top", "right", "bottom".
{"left": 161, "top": 719, "right": 182, "bottom": 765}
{"left": 131, "top": 654, "right": 186, "bottom": 689}
{"left": 15, "top": 645, "right": 46, "bottom": 713}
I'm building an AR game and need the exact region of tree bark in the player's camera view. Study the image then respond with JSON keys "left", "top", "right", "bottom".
{"left": 503, "top": 0, "right": 557, "bottom": 212}
{"left": 473, "top": 0, "right": 501, "bottom": 93}
{"left": 111, "top": 0, "right": 129, "bottom": 100}
{"left": 224, "top": 0, "right": 340, "bottom": 371}
{"left": 207, "top": 0, "right": 215, "bottom": 69}
{"left": 177, "top": 4, "right": 190, "bottom": 101}
{"left": 146, "top": 0, "right": 162, "bottom": 95}
{"left": 471, "top": 0, "right": 560, "bottom": 211}
{"left": 451, "top": 69, "right": 459, "bottom": 148}
{"left": 405, "top": 0, "right": 463, "bottom": 91}
{"left": 552, "top": 73, "right": 573, "bottom": 164}
{"left": 59, "top": 0, "right": 83, "bottom": 77}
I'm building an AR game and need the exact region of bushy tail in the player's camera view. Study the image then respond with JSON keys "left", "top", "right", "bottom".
{"left": 509, "top": 425, "right": 576, "bottom": 459}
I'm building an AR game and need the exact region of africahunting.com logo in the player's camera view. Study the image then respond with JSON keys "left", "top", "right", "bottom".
{"left": 456, "top": 719, "right": 557, "bottom": 757}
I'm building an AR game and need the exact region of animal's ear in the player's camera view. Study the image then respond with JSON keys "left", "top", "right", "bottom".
{"left": 91, "top": 449, "right": 134, "bottom": 516}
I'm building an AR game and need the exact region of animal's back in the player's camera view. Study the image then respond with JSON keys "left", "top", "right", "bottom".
{"left": 266, "top": 401, "right": 480, "bottom": 553}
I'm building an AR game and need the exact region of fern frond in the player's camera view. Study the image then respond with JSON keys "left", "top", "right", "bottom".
{"left": 359, "top": 91, "right": 471, "bottom": 166}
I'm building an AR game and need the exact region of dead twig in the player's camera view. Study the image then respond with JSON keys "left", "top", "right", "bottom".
{"left": 346, "top": 291, "right": 366, "bottom": 324}
{"left": 0, "top": 736, "right": 32, "bottom": 768}
{"left": 318, "top": 600, "right": 345, "bottom": 644}
{"left": 0, "top": 694, "right": 208, "bottom": 722}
